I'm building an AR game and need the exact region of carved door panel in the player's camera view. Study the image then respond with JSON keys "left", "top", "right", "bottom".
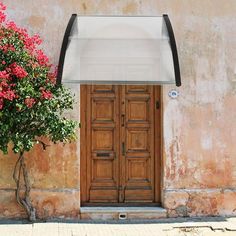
{"left": 81, "top": 85, "right": 160, "bottom": 204}
{"left": 84, "top": 85, "right": 120, "bottom": 202}
{"left": 119, "top": 85, "right": 155, "bottom": 202}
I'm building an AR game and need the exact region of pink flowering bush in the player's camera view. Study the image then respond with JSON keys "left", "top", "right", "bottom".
{"left": 0, "top": 2, "right": 77, "bottom": 221}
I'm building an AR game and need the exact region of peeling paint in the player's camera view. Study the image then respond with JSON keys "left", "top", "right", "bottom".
{"left": 122, "top": 2, "right": 138, "bottom": 14}
{"left": 201, "top": 132, "right": 212, "bottom": 150}
{"left": 28, "top": 15, "right": 45, "bottom": 28}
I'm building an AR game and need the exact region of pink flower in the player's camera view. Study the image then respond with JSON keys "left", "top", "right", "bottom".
{"left": 5, "top": 21, "right": 42, "bottom": 53}
{"left": 0, "top": 82, "right": 16, "bottom": 101}
{"left": 6, "top": 22, "right": 32, "bottom": 50}
{"left": 0, "top": 44, "right": 7, "bottom": 52}
{"left": 35, "top": 50, "right": 49, "bottom": 66}
{"left": 25, "top": 97, "right": 36, "bottom": 108}
{"left": 0, "top": 80, "right": 8, "bottom": 88}
{"left": 23, "top": 36, "right": 35, "bottom": 51}
{"left": 6, "top": 21, "right": 27, "bottom": 37}
{"left": 6, "top": 21, "right": 19, "bottom": 32}
{"left": 0, "top": 2, "right": 6, "bottom": 11}
{"left": 2, "top": 89, "right": 15, "bottom": 101}
{"left": 10, "top": 63, "right": 28, "bottom": 79}
{"left": 31, "top": 34, "right": 42, "bottom": 45}
{"left": 8, "top": 44, "right": 15, "bottom": 51}
{"left": 0, "top": 44, "right": 15, "bottom": 53}
{"left": 0, "top": 2, "right": 6, "bottom": 23}
{"left": 0, "top": 11, "right": 6, "bottom": 24}
{"left": 0, "top": 70, "right": 10, "bottom": 79}
{"left": 41, "top": 90, "right": 52, "bottom": 100}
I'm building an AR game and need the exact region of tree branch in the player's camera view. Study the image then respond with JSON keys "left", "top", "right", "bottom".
{"left": 13, "top": 151, "right": 36, "bottom": 221}
{"left": 35, "top": 139, "right": 50, "bottom": 150}
{"left": 13, "top": 151, "right": 24, "bottom": 207}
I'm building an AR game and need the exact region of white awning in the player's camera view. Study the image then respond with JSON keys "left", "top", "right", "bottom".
{"left": 57, "top": 15, "right": 181, "bottom": 86}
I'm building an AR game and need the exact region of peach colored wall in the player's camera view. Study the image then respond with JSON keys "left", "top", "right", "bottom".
{"left": 0, "top": 0, "right": 236, "bottom": 219}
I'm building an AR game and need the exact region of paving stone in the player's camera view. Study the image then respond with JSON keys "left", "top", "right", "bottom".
{"left": 32, "top": 222, "right": 59, "bottom": 236}
{"left": 0, "top": 224, "right": 32, "bottom": 236}
{"left": 1, "top": 217, "right": 236, "bottom": 236}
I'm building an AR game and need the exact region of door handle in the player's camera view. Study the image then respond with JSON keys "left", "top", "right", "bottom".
{"left": 121, "top": 114, "right": 125, "bottom": 127}
{"left": 122, "top": 142, "right": 125, "bottom": 156}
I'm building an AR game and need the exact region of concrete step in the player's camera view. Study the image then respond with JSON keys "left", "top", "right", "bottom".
{"left": 80, "top": 206, "right": 167, "bottom": 221}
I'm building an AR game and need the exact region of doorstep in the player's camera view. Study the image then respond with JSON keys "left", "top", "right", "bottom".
{"left": 80, "top": 206, "right": 167, "bottom": 221}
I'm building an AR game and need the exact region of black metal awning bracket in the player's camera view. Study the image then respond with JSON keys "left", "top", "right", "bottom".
{"left": 57, "top": 14, "right": 77, "bottom": 85}
{"left": 163, "top": 14, "right": 181, "bottom": 87}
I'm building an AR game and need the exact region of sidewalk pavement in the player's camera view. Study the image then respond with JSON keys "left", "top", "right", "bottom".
{"left": 0, "top": 217, "right": 236, "bottom": 236}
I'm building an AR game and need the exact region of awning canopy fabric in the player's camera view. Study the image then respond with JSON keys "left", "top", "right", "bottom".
{"left": 57, "top": 15, "right": 181, "bottom": 86}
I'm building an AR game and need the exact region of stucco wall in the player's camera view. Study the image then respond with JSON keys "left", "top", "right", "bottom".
{"left": 0, "top": 0, "right": 236, "bottom": 219}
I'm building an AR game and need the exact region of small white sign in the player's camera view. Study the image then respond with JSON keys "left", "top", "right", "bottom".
{"left": 168, "top": 89, "right": 179, "bottom": 99}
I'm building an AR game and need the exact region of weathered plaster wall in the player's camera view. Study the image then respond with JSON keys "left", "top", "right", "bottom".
{"left": 0, "top": 0, "right": 236, "bottom": 219}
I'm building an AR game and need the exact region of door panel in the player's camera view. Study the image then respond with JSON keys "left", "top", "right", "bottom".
{"left": 87, "top": 85, "right": 120, "bottom": 202}
{"left": 81, "top": 85, "right": 160, "bottom": 204}
{"left": 121, "top": 86, "right": 155, "bottom": 202}
{"left": 92, "top": 99, "right": 114, "bottom": 122}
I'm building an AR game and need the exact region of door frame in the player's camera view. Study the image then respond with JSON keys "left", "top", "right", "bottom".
{"left": 80, "top": 85, "right": 162, "bottom": 206}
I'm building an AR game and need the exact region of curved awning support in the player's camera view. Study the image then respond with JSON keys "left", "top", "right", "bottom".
{"left": 163, "top": 15, "right": 181, "bottom": 87}
{"left": 57, "top": 14, "right": 181, "bottom": 86}
{"left": 57, "top": 14, "right": 77, "bottom": 85}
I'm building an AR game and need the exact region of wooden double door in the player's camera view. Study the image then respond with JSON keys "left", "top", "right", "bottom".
{"left": 81, "top": 85, "right": 161, "bottom": 205}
